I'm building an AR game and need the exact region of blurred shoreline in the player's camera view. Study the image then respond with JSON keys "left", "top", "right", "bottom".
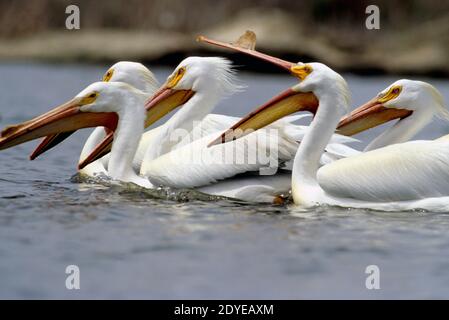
{"left": 0, "top": 5, "right": 448, "bottom": 76}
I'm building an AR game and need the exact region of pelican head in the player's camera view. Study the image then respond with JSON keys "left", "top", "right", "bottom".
{"left": 163, "top": 56, "right": 239, "bottom": 95}
{"left": 208, "top": 62, "right": 350, "bottom": 146}
{"left": 337, "top": 79, "right": 449, "bottom": 136}
{"left": 103, "top": 61, "right": 159, "bottom": 94}
{"left": 0, "top": 82, "right": 146, "bottom": 152}
{"left": 379, "top": 80, "right": 448, "bottom": 117}
{"left": 143, "top": 56, "right": 240, "bottom": 125}
{"left": 291, "top": 62, "right": 350, "bottom": 107}
{"left": 76, "top": 82, "right": 146, "bottom": 115}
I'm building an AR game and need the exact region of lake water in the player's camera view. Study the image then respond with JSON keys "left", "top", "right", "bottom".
{"left": 1, "top": 62, "right": 449, "bottom": 299}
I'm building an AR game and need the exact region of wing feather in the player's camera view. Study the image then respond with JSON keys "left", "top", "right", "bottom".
{"left": 318, "top": 140, "right": 449, "bottom": 201}
{"left": 141, "top": 129, "right": 298, "bottom": 188}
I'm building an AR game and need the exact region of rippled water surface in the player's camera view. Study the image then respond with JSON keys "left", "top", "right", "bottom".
{"left": 1, "top": 62, "right": 449, "bottom": 299}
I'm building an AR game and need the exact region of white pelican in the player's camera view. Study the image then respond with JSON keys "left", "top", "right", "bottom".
{"left": 337, "top": 79, "right": 449, "bottom": 151}
{"left": 0, "top": 82, "right": 152, "bottom": 186}
{"left": 29, "top": 61, "right": 160, "bottom": 177}
{"left": 210, "top": 62, "right": 449, "bottom": 211}
{"left": 319, "top": 79, "right": 449, "bottom": 163}
{"left": 199, "top": 32, "right": 449, "bottom": 171}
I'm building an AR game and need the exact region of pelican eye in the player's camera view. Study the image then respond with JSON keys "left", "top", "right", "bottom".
{"left": 167, "top": 66, "right": 186, "bottom": 88}
{"left": 102, "top": 69, "right": 114, "bottom": 82}
{"left": 389, "top": 86, "right": 402, "bottom": 98}
{"left": 176, "top": 67, "right": 185, "bottom": 76}
{"left": 378, "top": 85, "right": 402, "bottom": 103}
{"left": 290, "top": 64, "right": 313, "bottom": 80}
{"left": 81, "top": 91, "right": 100, "bottom": 105}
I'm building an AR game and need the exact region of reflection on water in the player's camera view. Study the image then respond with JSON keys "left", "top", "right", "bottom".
{"left": 1, "top": 63, "right": 449, "bottom": 299}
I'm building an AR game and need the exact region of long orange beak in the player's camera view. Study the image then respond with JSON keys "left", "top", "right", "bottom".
{"left": 0, "top": 98, "right": 118, "bottom": 152}
{"left": 337, "top": 98, "right": 412, "bottom": 136}
{"left": 208, "top": 88, "right": 318, "bottom": 147}
{"left": 77, "top": 85, "right": 195, "bottom": 170}
{"left": 143, "top": 87, "right": 195, "bottom": 128}
{"left": 197, "top": 32, "right": 296, "bottom": 73}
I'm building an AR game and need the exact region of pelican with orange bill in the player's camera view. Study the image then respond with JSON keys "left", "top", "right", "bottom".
{"left": 208, "top": 60, "right": 449, "bottom": 211}
{"left": 28, "top": 61, "right": 160, "bottom": 177}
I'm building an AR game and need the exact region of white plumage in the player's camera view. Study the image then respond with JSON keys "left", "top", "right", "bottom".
{"left": 79, "top": 61, "right": 159, "bottom": 176}
{"left": 142, "top": 124, "right": 298, "bottom": 188}
{"left": 318, "top": 140, "right": 449, "bottom": 201}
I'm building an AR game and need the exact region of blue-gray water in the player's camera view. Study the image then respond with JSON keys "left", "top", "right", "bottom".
{"left": 1, "top": 62, "right": 449, "bottom": 299}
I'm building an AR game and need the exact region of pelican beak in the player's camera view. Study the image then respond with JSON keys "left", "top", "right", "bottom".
{"left": 0, "top": 98, "right": 118, "bottom": 152}
{"left": 208, "top": 88, "right": 318, "bottom": 147}
{"left": 29, "top": 132, "right": 75, "bottom": 160}
{"left": 77, "top": 85, "right": 195, "bottom": 170}
{"left": 143, "top": 86, "right": 195, "bottom": 128}
{"left": 197, "top": 32, "right": 296, "bottom": 73}
{"left": 337, "top": 98, "right": 412, "bottom": 136}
